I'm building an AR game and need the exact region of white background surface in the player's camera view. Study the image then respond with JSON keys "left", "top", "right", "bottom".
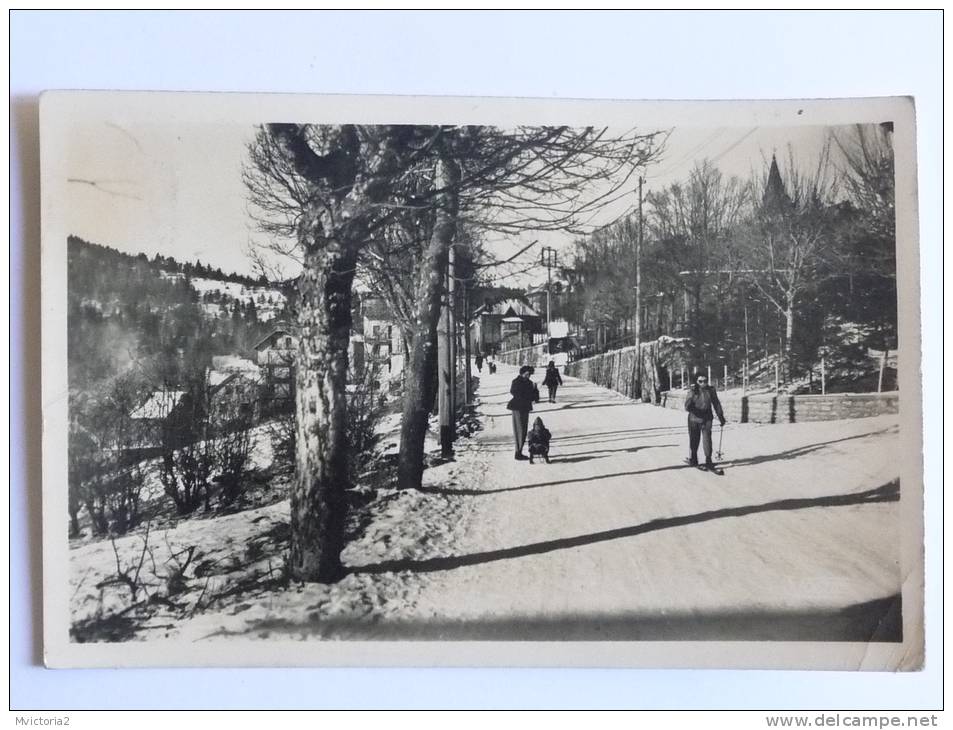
{"left": 10, "top": 9, "right": 942, "bottom": 710}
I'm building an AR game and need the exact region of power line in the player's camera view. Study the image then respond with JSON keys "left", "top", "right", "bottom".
{"left": 710, "top": 127, "right": 759, "bottom": 164}
{"left": 646, "top": 128, "right": 725, "bottom": 181}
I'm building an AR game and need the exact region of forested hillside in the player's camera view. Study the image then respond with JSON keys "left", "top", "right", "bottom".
{"left": 67, "top": 236, "right": 287, "bottom": 391}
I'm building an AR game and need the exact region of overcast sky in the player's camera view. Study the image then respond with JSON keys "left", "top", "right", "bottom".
{"left": 65, "top": 121, "right": 839, "bottom": 285}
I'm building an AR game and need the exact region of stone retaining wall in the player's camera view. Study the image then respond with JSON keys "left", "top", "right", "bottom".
{"left": 564, "top": 345, "right": 641, "bottom": 398}
{"left": 563, "top": 338, "right": 691, "bottom": 403}
{"left": 568, "top": 348, "right": 899, "bottom": 423}
{"left": 658, "top": 389, "right": 899, "bottom": 423}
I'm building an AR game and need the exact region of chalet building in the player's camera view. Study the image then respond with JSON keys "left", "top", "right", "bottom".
{"left": 255, "top": 326, "right": 296, "bottom": 367}
{"left": 208, "top": 356, "right": 263, "bottom": 425}
{"left": 253, "top": 308, "right": 401, "bottom": 410}
{"left": 129, "top": 358, "right": 266, "bottom": 454}
{"left": 254, "top": 326, "right": 297, "bottom": 414}
{"left": 469, "top": 298, "right": 543, "bottom": 355}
{"left": 128, "top": 389, "right": 193, "bottom": 456}
{"left": 357, "top": 296, "right": 405, "bottom": 380}
{"left": 130, "top": 389, "right": 187, "bottom": 425}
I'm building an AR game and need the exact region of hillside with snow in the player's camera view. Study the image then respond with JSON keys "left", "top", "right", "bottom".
{"left": 159, "top": 272, "right": 287, "bottom": 323}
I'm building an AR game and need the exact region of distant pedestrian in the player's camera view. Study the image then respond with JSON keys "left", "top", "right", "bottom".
{"left": 507, "top": 365, "right": 539, "bottom": 460}
{"left": 488, "top": 357, "right": 497, "bottom": 375}
{"left": 684, "top": 372, "right": 726, "bottom": 470}
{"left": 475, "top": 353, "right": 484, "bottom": 372}
{"left": 542, "top": 360, "right": 563, "bottom": 402}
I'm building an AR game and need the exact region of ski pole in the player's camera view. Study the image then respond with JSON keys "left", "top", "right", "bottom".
{"left": 716, "top": 424, "right": 724, "bottom": 461}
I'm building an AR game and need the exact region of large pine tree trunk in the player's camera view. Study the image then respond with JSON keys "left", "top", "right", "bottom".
{"left": 288, "top": 228, "right": 357, "bottom": 583}
{"left": 397, "top": 149, "right": 459, "bottom": 491}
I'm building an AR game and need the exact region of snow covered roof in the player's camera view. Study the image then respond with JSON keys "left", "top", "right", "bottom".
{"left": 208, "top": 371, "right": 233, "bottom": 388}
{"left": 211, "top": 355, "right": 260, "bottom": 373}
{"left": 208, "top": 369, "right": 264, "bottom": 389}
{"left": 131, "top": 391, "right": 185, "bottom": 420}
{"left": 254, "top": 328, "right": 295, "bottom": 351}
{"left": 476, "top": 298, "right": 541, "bottom": 319}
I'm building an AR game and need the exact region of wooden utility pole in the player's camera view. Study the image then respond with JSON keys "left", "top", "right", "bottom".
{"left": 635, "top": 176, "right": 643, "bottom": 353}
{"left": 540, "top": 246, "right": 557, "bottom": 336}
{"left": 463, "top": 278, "right": 472, "bottom": 405}
{"left": 878, "top": 350, "right": 887, "bottom": 393}
{"left": 743, "top": 298, "right": 750, "bottom": 390}
{"left": 449, "top": 242, "right": 457, "bottom": 442}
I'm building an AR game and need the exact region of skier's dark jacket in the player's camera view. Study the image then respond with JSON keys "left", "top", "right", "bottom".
{"left": 542, "top": 365, "right": 563, "bottom": 387}
{"left": 507, "top": 376, "right": 539, "bottom": 412}
{"left": 684, "top": 385, "right": 725, "bottom": 424}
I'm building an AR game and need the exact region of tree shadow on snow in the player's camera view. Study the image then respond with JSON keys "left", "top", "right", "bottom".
{"left": 545, "top": 444, "right": 663, "bottom": 465}
{"left": 471, "top": 428, "right": 896, "bottom": 494}
{"left": 716, "top": 428, "right": 895, "bottom": 470}
{"left": 355, "top": 480, "right": 899, "bottom": 576}
{"left": 479, "top": 425, "right": 683, "bottom": 450}
{"left": 416, "top": 461, "right": 696, "bottom": 497}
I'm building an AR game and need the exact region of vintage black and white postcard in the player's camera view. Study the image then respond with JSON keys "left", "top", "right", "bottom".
{"left": 40, "top": 92, "right": 923, "bottom": 669}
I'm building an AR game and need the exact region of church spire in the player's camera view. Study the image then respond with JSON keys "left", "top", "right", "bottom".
{"left": 762, "top": 153, "right": 790, "bottom": 214}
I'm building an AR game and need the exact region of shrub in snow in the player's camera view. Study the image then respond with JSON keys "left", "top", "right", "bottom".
{"left": 68, "top": 374, "right": 150, "bottom": 537}
{"left": 211, "top": 388, "right": 256, "bottom": 508}
{"left": 158, "top": 378, "right": 216, "bottom": 515}
{"left": 346, "top": 363, "right": 387, "bottom": 483}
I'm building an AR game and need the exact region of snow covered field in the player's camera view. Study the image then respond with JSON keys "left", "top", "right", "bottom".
{"left": 161, "top": 272, "right": 287, "bottom": 322}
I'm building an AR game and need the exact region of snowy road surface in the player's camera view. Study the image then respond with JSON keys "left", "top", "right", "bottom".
{"left": 356, "top": 363, "right": 902, "bottom": 641}
{"left": 87, "top": 362, "right": 902, "bottom": 643}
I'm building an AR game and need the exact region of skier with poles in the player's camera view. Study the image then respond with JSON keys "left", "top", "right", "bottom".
{"left": 684, "top": 372, "right": 726, "bottom": 472}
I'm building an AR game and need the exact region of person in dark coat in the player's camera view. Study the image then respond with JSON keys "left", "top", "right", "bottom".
{"left": 507, "top": 365, "right": 539, "bottom": 460}
{"left": 542, "top": 360, "right": 563, "bottom": 403}
{"left": 475, "top": 353, "right": 484, "bottom": 373}
{"left": 527, "top": 416, "right": 552, "bottom": 464}
{"left": 684, "top": 372, "right": 726, "bottom": 469}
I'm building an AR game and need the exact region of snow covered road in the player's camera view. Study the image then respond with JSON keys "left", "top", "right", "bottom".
{"left": 109, "top": 362, "right": 902, "bottom": 644}
{"left": 375, "top": 363, "right": 903, "bottom": 641}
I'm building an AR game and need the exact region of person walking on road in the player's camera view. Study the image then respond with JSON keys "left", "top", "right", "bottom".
{"left": 542, "top": 360, "right": 563, "bottom": 403}
{"left": 507, "top": 365, "right": 539, "bottom": 460}
{"left": 475, "top": 352, "right": 484, "bottom": 373}
{"left": 684, "top": 372, "right": 726, "bottom": 470}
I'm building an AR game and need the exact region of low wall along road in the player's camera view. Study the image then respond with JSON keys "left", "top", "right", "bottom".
{"left": 657, "top": 389, "right": 899, "bottom": 424}
{"left": 564, "top": 347, "right": 899, "bottom": 424}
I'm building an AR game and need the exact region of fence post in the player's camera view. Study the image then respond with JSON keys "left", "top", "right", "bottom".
{"left": 775, "top": 360, "right": 780, "bottom": 392}
{"left": 821, "top": 356, "right": 826, "bottom": 395}
{"left": 723, "top": 364, "right": 728, "bottom": 390}
{"left": 707, "top": 364, "right": 711, "bottom": 385}
{"left": 878, "top": 350, "right": 887, "bottom": 393}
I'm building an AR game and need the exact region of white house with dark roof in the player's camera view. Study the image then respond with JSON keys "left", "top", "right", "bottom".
{"left": 254, "top": 326, "right": 297, "bottom": 367}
